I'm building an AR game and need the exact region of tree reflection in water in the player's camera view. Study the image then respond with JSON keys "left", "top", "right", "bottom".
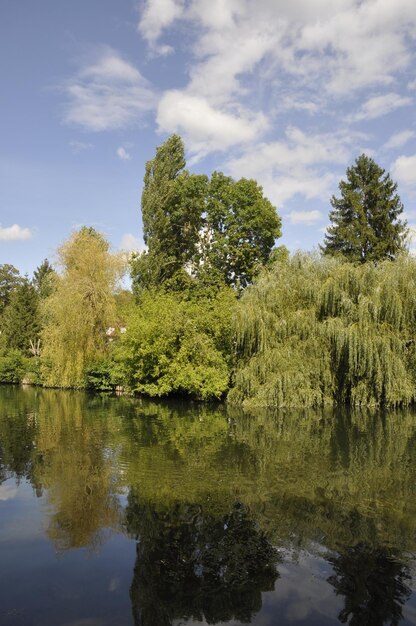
{"left": 328, "top": 543, "right": 411, "bottom": 626}
{"left": 126, "top": 494, "right": 279, "bottom": 626}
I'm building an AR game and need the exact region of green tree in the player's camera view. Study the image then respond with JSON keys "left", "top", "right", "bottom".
{"left": 203, "top": 172, "right": 281, "bottom": 289}
{"left": 1, "top": 277, "right": 40, "bottom": 354}
{"left": 41, "top": 227, "right": 125, "bottom": 388}
{"left": 133, "top": 134, "right": 207, "bottom": 292}
{"left": 0, "top": 264, "right": 21, "bottom": 316}
{"left": 132, "top": 135, "right": 281, "bottom": 294}
{"left": 229, "top": 253, "right": 416, "bottom": 409}
{"left": 115, "top": 288, "right": 235, "bottom": 400}
{"left": 323, "top": 154, "right": 407, "bottom": 262}
{"left": 32, "top": 258, "right": 55, "bottom": 299}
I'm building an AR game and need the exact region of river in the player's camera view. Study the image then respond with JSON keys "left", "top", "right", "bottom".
{"left": 0, "top": 386, "right": 415, "bottom": 625}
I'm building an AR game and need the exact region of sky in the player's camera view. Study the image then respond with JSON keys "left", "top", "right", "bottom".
{"left": 1, "top": 0, "right": 416, "bottom": 277}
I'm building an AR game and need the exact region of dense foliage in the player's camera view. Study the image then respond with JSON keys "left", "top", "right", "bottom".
{"left": 132, "top": 134, "right": 281, "bottom": 293}
{"left": 323, "top": 154, "right": 407, "bottom": 262}
{"left": 229, "top": 254, "right": 416, "bottom": 409}
{"left": 1, "top": 143, "right": 412, "bottom": 408}
{"left": 114, "top": 288, "right": 235, "bottom": 400}
{"left": 40, "top": 227, "right": 125, "bottom": 388}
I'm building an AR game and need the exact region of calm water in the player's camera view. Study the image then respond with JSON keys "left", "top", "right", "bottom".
{"left": 0, "top": 386, "right": 415, "bottom": 626}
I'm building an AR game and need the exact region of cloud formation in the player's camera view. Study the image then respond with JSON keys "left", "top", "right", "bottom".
{"left": 392, "top": 154, "right": 416, "bottom": 187}
{"left": 289, "top": 210, "right": 322, "bottom": 225}
{"left": 384, "top": 130, "right": 415, "bottom": 150}
{"left": 63, "top": 47, "right": 156, "bottom": 131}
{"left": 157, "top": 91, "right": 268, "bottom": 158}
{"left": 0, "top": 224, "right": 32, "bottom": 241}
{"left": 116, "top": 146, "right": 131, "bottom": 160}
{"left": 351, "top": 93, "right": 412, "bottom": 122}
{"left": 120, "top": 233, "right": 146, "bottom": 252}
{"left": 137, "top": 0, "right": 416, "bottom": 208}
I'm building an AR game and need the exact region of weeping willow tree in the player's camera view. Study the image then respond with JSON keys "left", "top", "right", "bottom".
{"left": 41, "top": 227, "right": 125, "bottom": 388}
{"left": 229, "top": 253, "right": 416, "bottom": 409}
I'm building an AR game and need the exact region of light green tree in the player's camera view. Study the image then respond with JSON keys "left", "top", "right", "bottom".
{"left": 41, "top": 227, "right": 125, "bottom": 388}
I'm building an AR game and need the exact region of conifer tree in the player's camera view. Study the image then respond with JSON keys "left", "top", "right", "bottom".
{"left": 323, "top": 154, "right": 407, "bottom": 262}
{"left": 33, "top": 259, "right": 55, "bottom": 299}
{"left": 2, "top": 278, "right": 40, "bottom": 354}
{"left": 0, "top": 264, "right": 21, "bottom": 316}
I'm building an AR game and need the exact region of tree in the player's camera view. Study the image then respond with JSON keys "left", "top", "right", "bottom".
{"left": 131, "top": 134, "right": 281, "bottom": 294}
{"left": 1, "top": 278, "right": 40, "bottom": 354}
{"left": 114, "top": 287, "right": 235, "bottom": 400}
{"left": 41, "top": 227, "right": 125, "bottom": 388}
{"left": 323, "top": 154, "right": 407, "bottom": 263}
{"left": 32, "top": 258, "right": 55, "bottom": 299}
{"left": 0, "top": 264, "right": 21, "bottom": 317}
{"left": 133, "top": 134, "right": 207, "bottom": 292}
{"left": 203, "top": 172, "right": 281, "bottom": 289}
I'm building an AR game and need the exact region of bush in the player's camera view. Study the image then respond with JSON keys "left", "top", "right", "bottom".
{"left": 0, "top": 350, "right": 32, "bottom": 384}
{"left": 114, "top": 288, "right": 236, "bottom": 401}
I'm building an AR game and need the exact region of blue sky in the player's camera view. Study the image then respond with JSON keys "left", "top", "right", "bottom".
{"left": 1, "top": 0, "right": 416, "bottom": 277}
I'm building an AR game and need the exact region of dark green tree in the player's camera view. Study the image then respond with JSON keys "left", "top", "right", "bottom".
{"left": 126, "top": 496, "right": 278, "bottom": 626}
{"left": 131, "top": 135, "right": 281, "bottom": 293}
{"left": 328, "top": 543, "right": 411, "bottom": 626}
{"left": 132, "top": 134, "right": 207, "bottom": 292}
{"left": 203, "top": 172, "right": 281, "bottom": 289}
{"left": 1, "top": 278, "right": 40, "bottom": 354}
{"left": 0, "top": 264, "right": 21, "bottom": 316}
{"left": 323, "top": 154, "right": 407, "bottom": 263}
{"left": 32, "top": 258, "right": 55, "bottom": 299}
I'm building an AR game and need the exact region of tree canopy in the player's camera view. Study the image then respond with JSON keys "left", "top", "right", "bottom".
{"left": 41, "top": 227, "right": 125, "bottom": 388}
{"left": 0, "top": 264, "right": 21, "bottom": 317}
{"left": 322, "top": 154, "right": 407, "bottom": 263}
{"left": 229, "top": 253, "right": 416, "bottom": 409}
{"left": 131, "top": 134, "right": 281, "bottom": 294}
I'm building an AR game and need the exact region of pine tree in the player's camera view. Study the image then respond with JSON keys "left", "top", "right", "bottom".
{"left": 33, "top": 259, "right": 55, "bottom": 299}
{"left": 322, "top": 154, "right": 407, "bottom": 263}
{"left": 0, "top": 264, "right": 21, "bottom": 316}
{"left": 1, "top": 278, "right": 40, "bottom": 354}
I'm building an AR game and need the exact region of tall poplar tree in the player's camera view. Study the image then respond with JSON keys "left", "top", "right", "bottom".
{"left": 322, "top": 154, "right": 407, "bottom": 263}
{"left": 133, "top": 134, "right": 207, "bottom": 291}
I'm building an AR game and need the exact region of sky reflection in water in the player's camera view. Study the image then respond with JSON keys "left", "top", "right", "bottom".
{"left": 0, "top": 386, "right": 415, "bottom": 626}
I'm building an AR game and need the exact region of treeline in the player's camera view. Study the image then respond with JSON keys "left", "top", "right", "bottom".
{"left": 1, "top": 138, "right": 413, "bottom": 408}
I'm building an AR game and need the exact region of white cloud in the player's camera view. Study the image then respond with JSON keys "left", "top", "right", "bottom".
{"left": 0, "top": 224, "right": 32, "bottom": 241}
{"left": 0, "top": 484, "right": 18, "bottom": 501}
{"left": 226, "top": 126, "right": 359, "bottom": 205}
{"left": 140, "top": 0, "right": 416, "bottom": 105}
{"left": 288, "top": 210, "right": 322, "bottom": 224}
{"left": 392, "top": 154, "right": 416, "bottom": 187}
{"left": 69, "top": 140, "right": 94, "bottom": 153}
{"left": 408, "top": 79, "right": 416, "bottom": 90}
{"left": 120, "top": 233, "right": 146, "bottom": 252}
{"left": 350, "top": 92, "right": 412, "bottom": 122}
{"left": 139, "top": 0, "right": 184, "bottom": 50}
{"left": 157, "top": 90, "right": 268, "bottom": 157}
{"left": 116, "top": 146, "right": 131, "bottom": 160}
{"left": 63, "top": 47, "right": 157, "bottom": 131}
{"left": 135, "top": 0, "right": 416, "bottom": 168}
{"left": 384, "top": 130, "right": 415, "bottom": 150}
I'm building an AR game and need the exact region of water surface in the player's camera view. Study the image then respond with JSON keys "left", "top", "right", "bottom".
{"left": 0, "top": 386, "right": 415, "bottom": 625}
